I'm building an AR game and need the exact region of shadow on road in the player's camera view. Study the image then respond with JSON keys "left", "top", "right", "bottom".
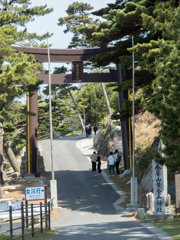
{"left": 43, "top": 169, "right": 119, "bottom": 215}
{"left": 51, "top": 221, "right": 159, "bottom": 240}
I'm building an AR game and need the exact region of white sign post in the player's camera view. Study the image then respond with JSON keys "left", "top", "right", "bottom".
{"left": 153, "top": 160, "right": 165, "bottom": 215}
{"left": 25, "top": 187, "right": 45, "bottom": 201}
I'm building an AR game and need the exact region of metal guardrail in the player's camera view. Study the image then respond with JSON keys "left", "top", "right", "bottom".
{"left": 0, "top": 200, "right": 52, "bottom": 240}
{"left": 38, "top": 129, "right": 84, "bottom": 141}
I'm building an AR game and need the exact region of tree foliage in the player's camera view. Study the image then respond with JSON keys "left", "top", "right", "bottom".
{"left": 76, "top": 83, "right": 117, "bottom": 124}
{"left": 138, "top": 4, "right": 180, "bottom": 172}
{"left": 58, "top": 2, "right": 95, "bottom": 48}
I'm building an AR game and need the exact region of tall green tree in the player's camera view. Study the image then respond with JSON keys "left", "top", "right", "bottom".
{"left": 58, "top": 2, "right": 94, "bottom": 48}
{"left": 0, "top": 0, "right": 53, "bottom": 182}
{"left": 76, "top": 83, "right": 116, "bottom": 124}
{"left": 134, "top": 3, "right": 180, "bottom": 172}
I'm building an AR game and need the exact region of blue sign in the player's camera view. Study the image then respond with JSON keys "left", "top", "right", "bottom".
{"left": 25, "top": 187, "right": 45, "bottom": 200}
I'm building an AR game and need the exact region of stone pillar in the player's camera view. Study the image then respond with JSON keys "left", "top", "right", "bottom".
{"left": 153, "top": 160, "right": 165, "bottom": 215}
{"left": 158, "top": 140, "right": 168, "bottom": 203}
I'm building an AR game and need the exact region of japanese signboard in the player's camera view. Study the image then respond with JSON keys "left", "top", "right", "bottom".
{"left": 153, "top": 160, "right": 165, "bottom": 215}
{"left": 25, "top": 187, "right": 45, "bottom": 201}
{"left": 72, "top": 61, "right": 84, "bottom": 82}
{"left": 175, "top": 174, "right": 180, "bottom": 209}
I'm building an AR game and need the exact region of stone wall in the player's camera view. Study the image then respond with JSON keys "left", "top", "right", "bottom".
{"left": 93, "top": 119, "right": 116, "bottom": 161}
{"left": 20, "top": 148, "right": 45, "bottom": 176}
{"left": 138, "top": 163, "right": 153, "bottom": 192}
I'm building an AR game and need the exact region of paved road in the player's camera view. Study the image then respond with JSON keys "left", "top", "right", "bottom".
{"left": 39, "top": 135, "right": 162, "bottom": 239}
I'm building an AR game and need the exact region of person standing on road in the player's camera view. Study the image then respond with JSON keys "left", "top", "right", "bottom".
{"left": 88, "top": 125, "right": 92, "bottom": 137}
{"left": 90, "top": 151, "right": 97, "bottom": 171}
{"left": 108, "top": 152, "right": 115, "bottom": 177}
{"left": 114, "top": 150, "right": 121, "bottom": 175}
{"left": 93, "top": 125, "right": 97, "bottom": 136}
{"left": 85, "top": 125, "right": 88, "bottom": 138}
{"left": 96, "top": 152, "right": 102, "bottom": 174}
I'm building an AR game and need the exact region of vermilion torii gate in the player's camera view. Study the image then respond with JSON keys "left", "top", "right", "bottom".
{"left": 13, "top": 46, "right": 132, "bottom": 174}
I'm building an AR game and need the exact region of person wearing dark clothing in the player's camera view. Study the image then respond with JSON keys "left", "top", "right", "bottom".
{"left": 88, "top": 126, "right": 91, "bottom": 137}
{"left": 90, "top": 151, "right": 97, "bottom": 171}
{"left": 93, "top": 126, "right": 97, "bottom": 135}
{"left": 96, "top": 153, "right": 102, "bottom": 174}
{"left": 114, "top": 149, "right": 121, "bottom": 175}
{"left": 85, "top": 125, "right": 88, "bottom": 137}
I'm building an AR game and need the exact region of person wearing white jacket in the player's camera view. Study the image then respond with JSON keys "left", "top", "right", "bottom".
{"left": 108, "top": 152, "right": 115, "bottom": 177}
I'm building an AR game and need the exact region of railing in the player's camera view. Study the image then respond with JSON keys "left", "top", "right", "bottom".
{"left": 0, "top": 200, "right": 52, "bottom": 240}
{"left": 38, "top": 129, "right": 84, "bottom": 141}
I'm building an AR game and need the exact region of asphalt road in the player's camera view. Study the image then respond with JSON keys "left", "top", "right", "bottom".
{"left": 39, "top": 135, "right": 161, "bottom": 240}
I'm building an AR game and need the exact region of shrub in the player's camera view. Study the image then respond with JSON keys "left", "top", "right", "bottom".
{"left": 101, "top": 129, "right": 106, "bottom": 134}
{"left": 100, "top": 119, "right": 105, "bottom": 127}
{"left": 138, "top": 148, "right": 155, "bottom": 170}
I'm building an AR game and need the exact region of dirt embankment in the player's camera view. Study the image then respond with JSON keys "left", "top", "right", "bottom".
{"left": 135, "top": 111, "right": 161, "bottom": 158}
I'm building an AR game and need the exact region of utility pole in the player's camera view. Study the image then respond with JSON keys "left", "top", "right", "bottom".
{"left": 127, "top": 36, "right": 139, "bottom": 209}
{"left": 47, "top": 38, "right": 57, "bottom": 208}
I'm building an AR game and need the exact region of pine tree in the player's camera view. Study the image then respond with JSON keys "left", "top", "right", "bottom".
{"left": 140, "top": 6, "right": 180, "bottom": 172}
{"left": 76, "top": 83, "right": 115, "bottom": 123}
{"left": 0, "top": 0, "right": 53, "bottom": 47}
{"left": 0, "top": 0, "right": 53, "bottom": 182}
{"left": 58, "top": 2, "right": 94, "bottom": 48}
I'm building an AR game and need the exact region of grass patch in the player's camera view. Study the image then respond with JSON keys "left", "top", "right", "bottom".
{"left": 148, "top": 217, "right": 180, "bottom": 239}
{"left": 65, "top": 130, "right": 82, "bottom": 136}
{"left": 15, "top": 228, "right": 59, "bottom": 240}
{"left": 0, "top": 235, "right": 10, "bottom": 240}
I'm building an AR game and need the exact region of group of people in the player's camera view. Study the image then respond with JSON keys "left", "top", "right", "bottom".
{"left": 90, "top": 149, "right": 121, "bottom": 176}
{"left": 90, "top": 151, "right": 102, "bottom": 174}
{"left": 108, "top": 150, "right": 121, "bottom": 176}
{"left": 85, "top": 124, "right": 98, "bottom": 138}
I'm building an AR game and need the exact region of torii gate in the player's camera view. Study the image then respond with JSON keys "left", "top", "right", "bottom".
{"left": 13, "top": 46, "right": 132, "bottom": 175}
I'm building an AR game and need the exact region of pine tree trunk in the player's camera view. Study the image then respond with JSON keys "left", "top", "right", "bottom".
{"left": 69, "top": 91, "right": 85, "bottom": 131}
{"left": 101, "top": 83, "right": 112, "bottom": 115}
{"left": 3, "top": 139, "right": 20, "bottom": 172}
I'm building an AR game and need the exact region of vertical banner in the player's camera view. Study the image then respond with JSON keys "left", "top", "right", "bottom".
{"left": 153, "top": 160, "right": 165, "bottom": 215}
{"left": 72, "top": 61, "right": 84, "bottom": 82}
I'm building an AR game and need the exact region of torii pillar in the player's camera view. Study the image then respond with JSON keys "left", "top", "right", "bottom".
{"left": 29, "top": 91, "right": 38, "bottom": 173}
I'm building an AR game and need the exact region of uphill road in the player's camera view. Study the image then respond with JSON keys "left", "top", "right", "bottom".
{"left": 38, "top": 134, "right": 168, "bottom": 240}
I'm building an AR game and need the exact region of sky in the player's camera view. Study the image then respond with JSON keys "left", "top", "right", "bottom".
{"left": 25, "top": 0, "right": 116, "bottom": 71}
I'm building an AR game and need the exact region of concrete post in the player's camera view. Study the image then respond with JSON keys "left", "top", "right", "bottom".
{"left": 50, "top": 180, "right": 58, "bottom": 208}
